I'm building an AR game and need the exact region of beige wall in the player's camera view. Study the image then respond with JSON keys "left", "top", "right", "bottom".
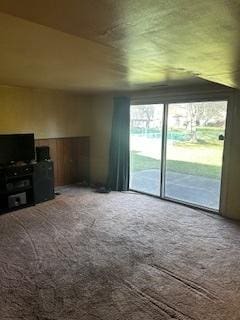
{"left": 0, "top": 86, "right": 91, "bottom": 139}
{"left": 221, "top": 91, "right": 240, "bottom": 220}
{"left": 1, "top": 84, "right": 240, "bottom": 220}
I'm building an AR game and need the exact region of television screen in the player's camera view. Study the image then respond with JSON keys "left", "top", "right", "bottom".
{"left": 0, "top": 134, "right": 35, "bottom": 165}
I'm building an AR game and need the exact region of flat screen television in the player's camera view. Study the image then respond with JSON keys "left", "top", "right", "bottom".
{"left": 0, "top": 134, "right": 35, "bottom": 165}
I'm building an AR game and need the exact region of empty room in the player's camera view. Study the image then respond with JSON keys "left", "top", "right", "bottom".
{"left": 0, "top": 1, "right": 240, "bottom": 319}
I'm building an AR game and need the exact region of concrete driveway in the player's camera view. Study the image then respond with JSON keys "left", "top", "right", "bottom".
{"left": 130, "top": 169, "right": 220, "bottom": 210}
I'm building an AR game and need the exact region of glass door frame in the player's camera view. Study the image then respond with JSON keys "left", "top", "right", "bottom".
{"left": 129, "top": 103, "right": 164, "bottom": 197}
{"left": 129, "top": 93, "right": 231, "bottom": 214}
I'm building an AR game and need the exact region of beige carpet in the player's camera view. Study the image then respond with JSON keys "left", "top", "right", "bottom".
{"left": 1, "top": 186, "right": 240, "bottom": 320}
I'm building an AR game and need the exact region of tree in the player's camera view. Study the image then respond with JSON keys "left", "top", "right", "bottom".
{"left": 185, "top": 101, "right": 226, "bottom": 142}
{"left": 131, "top": 105, "right": 156, "bottom": 129}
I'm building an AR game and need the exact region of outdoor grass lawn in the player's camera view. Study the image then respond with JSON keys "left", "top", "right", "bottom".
{"left": 130, "top": 151, "right": 222, "bottom": 179}
{"left": 130, "top": 127, "right": 225, "bottom": 179}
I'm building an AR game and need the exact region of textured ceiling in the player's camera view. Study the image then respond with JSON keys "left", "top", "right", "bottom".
{"left": 0, "top": 0, "right": 239, "bottom": 92}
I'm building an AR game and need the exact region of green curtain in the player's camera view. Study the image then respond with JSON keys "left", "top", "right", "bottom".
{"left": 107, "top": 96, "right": 130, "bottom": 191}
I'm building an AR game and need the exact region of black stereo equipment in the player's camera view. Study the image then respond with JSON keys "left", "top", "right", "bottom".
{"left": 33, "top": 161, "right": 54, "bottom": 204}
{"left": 36, "top": 146, "right": 50, "bottom": 162}
{"left": 8, "top": 192, "right": 27, "bottom": 209}
{"left": 0, "top": 164, "right": 34, "bottom": 213}
{"left": 5, "top": 165, "right": 33, "bottom": 178}
{"left": 6, "top": 179, "right": 31, "bottom": 192}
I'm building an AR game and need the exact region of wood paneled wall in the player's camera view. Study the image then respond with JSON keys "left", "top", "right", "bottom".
{"left": 35, "top": 137, "right": 89, "bottom": 187}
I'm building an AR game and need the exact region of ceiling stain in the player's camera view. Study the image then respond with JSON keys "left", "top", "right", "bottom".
{"left": 0, "top": 0, "right": 239, "bottom": 91}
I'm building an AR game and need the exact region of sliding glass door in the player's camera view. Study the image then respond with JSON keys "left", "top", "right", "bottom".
{"left": 129, "top": 100, "right": 228, "bottom": 211}
{"left": 129, "top": 104, "right": 164, "bottom": 196}
{"left": 164, "top": 101, "right": 227, "bottom": 210}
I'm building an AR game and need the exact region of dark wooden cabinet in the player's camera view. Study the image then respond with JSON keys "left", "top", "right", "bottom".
{"left": 35, "top": 137, "right": 89, "bottom": 186}
{"left": 0, "top": 164, "right": 34, "bottom": 213}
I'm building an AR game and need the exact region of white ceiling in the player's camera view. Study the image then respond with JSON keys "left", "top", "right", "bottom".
{"left": 0, "top": 0, "right": 239, "bottom": 92}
